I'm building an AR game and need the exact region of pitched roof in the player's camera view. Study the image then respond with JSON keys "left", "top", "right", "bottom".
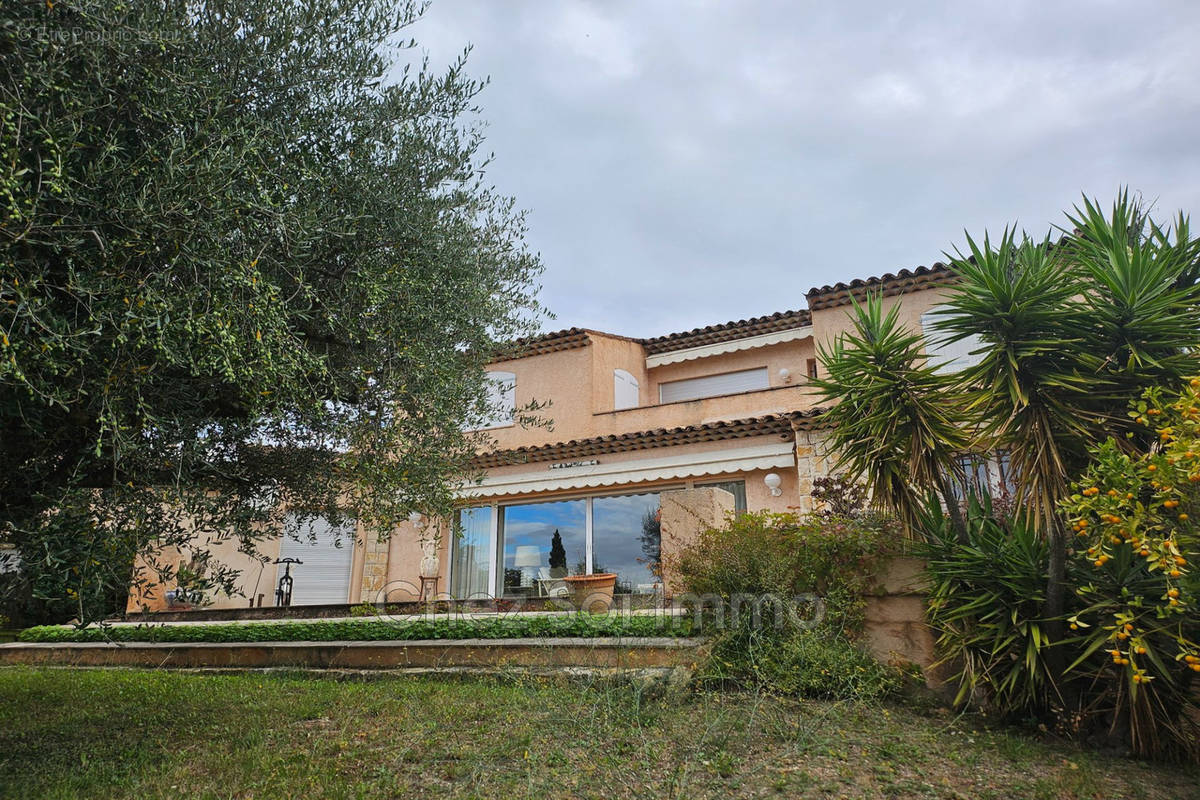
{"left": 471, "top": 410, "right": 826, "bottom": 469}
{"left": 806, "top": 263, "right": 957, "bottom": 310}
{"left": 641, "top": 309, "right": 812, "bottom": 355}
{"left": 493, "top": 327, "right": 593, "bottom": 360}
{"left": 492, "top": 308, "right": 815, "bottom": 362}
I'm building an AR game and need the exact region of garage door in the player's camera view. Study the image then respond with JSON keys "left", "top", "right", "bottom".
{"left": 276, "top": 515, "right": 355, "bottom": 605}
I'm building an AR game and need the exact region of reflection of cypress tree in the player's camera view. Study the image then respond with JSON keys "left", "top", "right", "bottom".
{"left": 640, "top": 508, "right": 661, "bottom": 576}
{"left": 548, "top": 529, "right": 567, "bottom": 576}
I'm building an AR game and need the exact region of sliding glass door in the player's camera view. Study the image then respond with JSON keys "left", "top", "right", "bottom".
{"left": 498, "top": 499, "right": 586, "bottom": 598}
{"left": 592, "top": 493, "right": 661, "bottom": 594}
{"left": 450, "top": 491, "right": 672, "bottom": 599}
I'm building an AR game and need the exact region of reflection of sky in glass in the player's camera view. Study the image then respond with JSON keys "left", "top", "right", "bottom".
{"left": 501, "top": 500, "right": 586, "bottom": 578}
{"left": 593, "top": 493, "right": 660, "bottom": 592}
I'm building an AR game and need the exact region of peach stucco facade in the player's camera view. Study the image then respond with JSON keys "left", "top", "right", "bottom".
{"left": 130, "top": 264, "right": 957, "bottom": 611}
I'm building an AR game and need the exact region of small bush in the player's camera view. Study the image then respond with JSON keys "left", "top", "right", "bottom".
{"left": 670, "top": 510, "right": 892, "bottom": 626}
{"left": 670, "top": 509, "right": 904, "bottom": 701}
{"left": 755, "top": 630, "right": 904, "bottom": 699}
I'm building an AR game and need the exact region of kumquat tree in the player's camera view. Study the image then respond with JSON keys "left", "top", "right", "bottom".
{"left": 1065, "top": 379, "right": 1200, "bottom": 761}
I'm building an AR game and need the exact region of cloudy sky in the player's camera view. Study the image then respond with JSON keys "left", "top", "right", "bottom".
{"left": 407, "top": 1, "right": 1200, "bottom": 338}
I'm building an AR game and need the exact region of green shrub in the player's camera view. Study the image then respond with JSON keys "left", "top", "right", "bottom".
{"left": 920, "top": 493, "right": 1064, "bottom": 715}
{"left": 670, "top": 510, "right": 892, "bottom": 628}
{"left": 671, "top": 509, "right": 904, "bottom": 701}
{"left": 17, "top": 613, "right": 694, "bottom": 644}
{"left": 349, "top": 603, "right": 378, "bottom": 617}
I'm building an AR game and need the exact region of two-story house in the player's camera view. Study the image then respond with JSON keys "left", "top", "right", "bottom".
{"left": 130, "top": 263, "right": 973, "bottom": 611}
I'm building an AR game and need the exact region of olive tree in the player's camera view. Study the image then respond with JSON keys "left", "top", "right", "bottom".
{"left": 0, "top": 1, "right": 544, "bottom": 623}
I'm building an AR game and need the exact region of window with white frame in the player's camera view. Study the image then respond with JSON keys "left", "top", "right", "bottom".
{"left": 920, "top": 308, "right": 985, "bottom": 374}
{"left": 658, "top": 367, "right": 769, "bottom": 404}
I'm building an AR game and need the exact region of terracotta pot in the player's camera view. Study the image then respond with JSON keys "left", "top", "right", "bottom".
{"left": 561, "top": 573, "right": 617, "bottom": 613}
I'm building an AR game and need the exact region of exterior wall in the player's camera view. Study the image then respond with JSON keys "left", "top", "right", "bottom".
{"left": 127, "top": 525, "right": 283, "bottom": 613}
{"left": 590, "top": 384, "right": 817, "bottom": 438}
{"left": 483, "top": 346, "right": 595, "bottom": 451}
{"left": 383, "top": 517, "right": 451, "bottom": 602}
{"left": 589, "top": 334, "right": 649, "bottom": 413}
{"left": 356, "top": 526, "right": 388, "bottom": 604}
{"left": 741, "top": 466, "right": 800, "bottom": 513}
{"left": 809, "top": 286, "right": 953, "bottom": 376}
{"left": 864, "top": 556, "right": 947, "bottom": 689}
{"left": 645, "top": 338, "right": 816, "bottom": 399}
{"left": 792, "top": 427, "right": 834, "bottom": 513}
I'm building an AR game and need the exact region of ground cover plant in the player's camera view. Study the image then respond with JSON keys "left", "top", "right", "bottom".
{"left": 0, "top": 668, "right": 1195, "bottom": 800}
{"left": 18, "top": 613, "right": 694, "bottom": 644}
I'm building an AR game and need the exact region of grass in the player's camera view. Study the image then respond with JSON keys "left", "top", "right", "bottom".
{"left": 0, "top": 668, "right": 1196, "bottom": 799}
{"left": 17, "top": 613, "right": 693, "bottom": 644}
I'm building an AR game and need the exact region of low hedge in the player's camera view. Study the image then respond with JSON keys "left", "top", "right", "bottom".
{"left": 17, "top": 613, "right": 694, "bottom": 644}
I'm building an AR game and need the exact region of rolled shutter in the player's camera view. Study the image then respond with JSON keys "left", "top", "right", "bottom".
{"left": 659, "top": 367, "right": 769, "bottom": 403}
{"left": 276, "top": 515, "right": 355, "bottom": 605}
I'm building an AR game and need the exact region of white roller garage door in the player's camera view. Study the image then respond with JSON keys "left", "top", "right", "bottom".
{"left": 276, "top": 515, "right": 355, "bottom": 605}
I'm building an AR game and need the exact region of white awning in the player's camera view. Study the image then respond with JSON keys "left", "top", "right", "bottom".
{"left": 457, "top": 441, "right": 795, "bottom": 499}
{"left": 646, "top": 326, "right": 813, "bottom": 367}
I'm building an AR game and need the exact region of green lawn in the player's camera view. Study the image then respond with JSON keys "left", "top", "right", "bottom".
{"left": 0, "top": 668, "right": 1194, "bottom": 800}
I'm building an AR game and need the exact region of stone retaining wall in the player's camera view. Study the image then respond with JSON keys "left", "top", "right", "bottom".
{"left": 862, "top": 556, "right": 947, "bottom": 688}
{"left": 0, "top": 636, "right": 707, "bottom": 672}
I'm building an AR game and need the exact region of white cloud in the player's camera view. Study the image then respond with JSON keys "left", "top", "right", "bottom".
{"left": 408, "top": 0, "right": 1200, "bottom": 337}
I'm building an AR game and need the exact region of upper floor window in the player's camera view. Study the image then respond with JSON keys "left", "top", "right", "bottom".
{"left": 613, "top": 369, "right": 639, "bottom": 410}
{"left": 920, "top": 308, "right": 985, "bottom": 374}
{"left": 480, "top": 370, "right": 516, "bottom": 429}
{"left": 658, "top": 367, "right": 769, "bottom": 404}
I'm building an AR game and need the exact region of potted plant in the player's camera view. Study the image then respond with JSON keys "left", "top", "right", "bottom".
{"left": 561, "top": 572, "right": 617, "bottom": 613}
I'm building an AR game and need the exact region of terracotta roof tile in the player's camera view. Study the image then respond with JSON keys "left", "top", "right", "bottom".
{"left": 472, "top": 410, "right": 826, "bottom": 469}
{"left": 641, "top": 309, "right": 812, "bottom": 355}
{"left": 806, "top": 264, "right": 957, "bottom": 310}
{"left": 492, "top": 327, "right": 593, "bottom": 360}
{"left": 492, "top": 309, "right": 816, "bottom": 362}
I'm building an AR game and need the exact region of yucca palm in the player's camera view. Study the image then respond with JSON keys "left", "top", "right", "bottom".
{"left": 818, "top": 191, "right": 1200, "bottom": 651}
{"left": 1064, "top": 193, "right": 1200, "bottom": 423}
{"left": 812, "top": 294, "right": 972, "bottom": 540}
{"left": 934, "top": 191, "right": 1200, "bottom": 633}
{"left": 934, "top": 228, "right": 1091, "bottom": 628}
